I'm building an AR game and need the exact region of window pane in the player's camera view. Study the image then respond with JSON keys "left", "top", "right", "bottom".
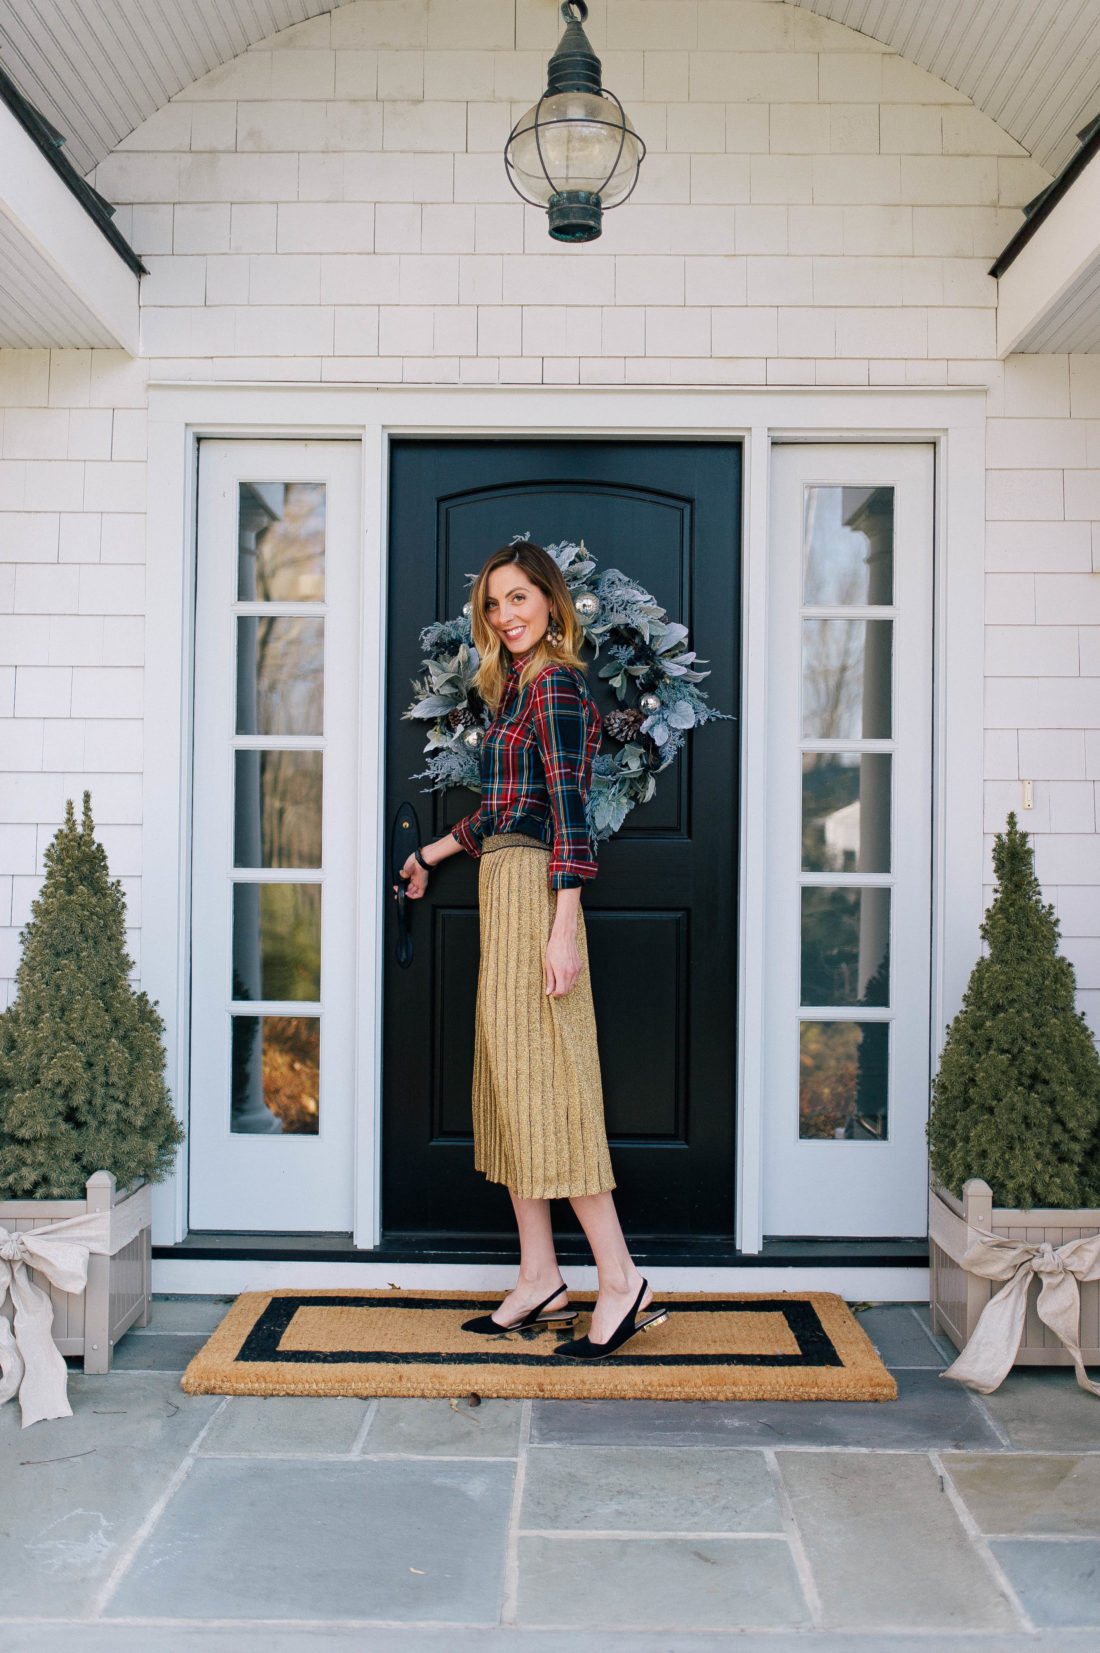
{"left": 800, "top": 886, "right": 890, "bottom": 1007}
{"left": 232, "top": 883, "right": 321, "bottom": 1002}
{"left": 235, "top": 750, "right": 323, "bottom": 869}
{"left": 802, "top": 618, "right": 892, "bottom": 740}
{"left": 238, "top": 481, "right": 325, "bottom": 601}
{"left": 803, "top": 485, "right": 894, "bottom": 606}
{"left": 801, "top": 753, "right": 891, "bottom": 873}
{"left": 236, "top": 616, "right": 324, "bottom": 736}
{"left": 799, "top": 1021, "right": 889, "bottom": 1140}
{"left": 231, "top": 1015, "right": 320, "bottom": 1134}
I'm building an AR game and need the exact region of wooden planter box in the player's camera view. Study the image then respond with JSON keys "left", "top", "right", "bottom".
{"left": 0, "top": 1170, "right": 152, "bottom": 1374}
{"left": 930, "top": 1178, "right": 1100, "bottom": 1366}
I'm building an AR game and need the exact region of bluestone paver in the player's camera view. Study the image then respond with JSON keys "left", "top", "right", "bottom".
{"left": 515, "top": 1534, "right": 809, "bottom": 1629}
{"left": 106, "top": 1455, "right": 515, "bottom": 1622}
{"left": 778, "top": 1450, "right": 1018, "bottom": 1630}
{"left": 980, "top": 1368, "right": 1100, "bottom": 1452}
{"left": 111, "top": 1332, "right": 207, "bottom": 1371}
{"left": 946, "top": 1452, "right": 1100, "bottom": 1535}
{"left": 199, "top": 1395, "right": 372, "bottom": 1456}
{"left": 913, "top": 1305, "right": 963, "bottom": 1365}
{"left": 855, "top": 1306, "right": 947, "bottom": 1368}
{"left": 991, "top": 1539, "right": 1100, "bottom": 1627}
{"left": 128, "top": 1298, "right": 232, "bottom": 1336}
{"left": 364, "top": 1395, "right": 524, "bottom": 1456}
{"left": 0, "top": 1374, "right": 217, "bottom": 1617}
{"left": 3, "top": 1629, "right": 1100, "bottom": 1653}
{"left": 531, "top": 1369, "right": 1002, "bottom": 1451}
{"left": 520, "top": 1444, "right": 781, "bottom": 1532}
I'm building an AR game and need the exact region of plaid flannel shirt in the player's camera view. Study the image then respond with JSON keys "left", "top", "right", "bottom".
{"left": 451, "top": 658, "right": 601, "bottom": 890}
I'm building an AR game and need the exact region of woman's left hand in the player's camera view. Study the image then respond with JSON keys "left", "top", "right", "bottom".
{"left": 545, "top": 929, "right": 582, "bottom": 998}
{"left": 394, "top": 851, "right": 428, "bottom": 900}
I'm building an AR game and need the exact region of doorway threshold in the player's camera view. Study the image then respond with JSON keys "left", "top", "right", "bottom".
{"left": 155, "top": 1233, "right": 928, "bottom": 1267}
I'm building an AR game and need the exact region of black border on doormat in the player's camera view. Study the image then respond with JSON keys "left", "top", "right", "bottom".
{"left": 233, "top": 1294, "right": 845, "bottom": 1369}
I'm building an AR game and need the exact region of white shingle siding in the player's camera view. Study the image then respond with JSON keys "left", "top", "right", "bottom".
{"left": 0, "top": 1, "right": 1098, "bottom": 1029}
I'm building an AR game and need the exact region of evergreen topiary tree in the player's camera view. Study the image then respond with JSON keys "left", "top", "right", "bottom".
{"left": 0, "top": 793, "right": 184, "bottom": 1199}
{"left": 928, "top": 813, "right": 1100, "bottom": 1209}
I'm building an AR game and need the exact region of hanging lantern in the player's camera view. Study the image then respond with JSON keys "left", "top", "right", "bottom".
{"left": 503, "top": 2, "right": 645, "bottom": 244}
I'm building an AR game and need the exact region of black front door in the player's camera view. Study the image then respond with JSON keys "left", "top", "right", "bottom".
{"left": 383, "top": 440, "right": 741, "bottom": 1245}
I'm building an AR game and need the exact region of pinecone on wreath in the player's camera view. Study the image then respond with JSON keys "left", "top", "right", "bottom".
{"left": 604, "top": 707, "right": 646, "bottom": 744}
{"left": 446, "top": 705, "right": 476, "bottom": 733}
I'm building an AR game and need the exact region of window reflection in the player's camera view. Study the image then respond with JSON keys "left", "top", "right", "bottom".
{"left": 236, "top": 616, "right": 324, "bottom": 737}
{"left": 235, "top": 750, "right": 323, "bottom": 869}
{"left": 803, "top": 485, "right": 894, "bottom": 607}
{"left": 232, "top": 883, "right": 321, "bottom": 1003}
{"left": 801, "top": 618, "right": 892, "bottom": 740}
{"left": 801, "top": 753, "right": 891, "bottom": 873}
{"left": 238, "top": 481, "right": 325, "bottom": 602}
{"left": 231, "top": 1015, "right": 320, "bottom": 1135}
{"left": 800, "top": 886, "right": 890, "bottom": 1007}
{"left": 799, "top": 1021, "right": 889, "bottom": 1140}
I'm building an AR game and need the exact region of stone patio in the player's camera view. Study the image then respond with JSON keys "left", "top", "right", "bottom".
{"left": 1, "top": 1299, "right": 1099, "bottom": 1651}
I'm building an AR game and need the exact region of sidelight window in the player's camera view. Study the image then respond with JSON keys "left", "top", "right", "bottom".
{"left": 230, "top": 483, "right": 327, "bottom": 1134}
{"left": 765, "top": 446, "right": 934, "bottom": 1238}
{"left": 189, "top": 441, "right": 360, "bottom": 1233}
{"left": 798, "top": 484, "right": 895, "bottom": 1142}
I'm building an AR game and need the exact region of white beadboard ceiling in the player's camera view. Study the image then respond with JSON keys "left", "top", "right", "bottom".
{"left": 0, "top": 209, "right": 118, "bottom": 345}
{"left": 0, "top": 2, "right": 1096, "bottom": 178}
{"left": 804, "top": 0, "right": 1100, "bottom": 175}
{"left": 0, "top": 0, "right": 332, "bottom": 175}
{"left": 1017, "top": 264, "right": 1100, "bottom": 352}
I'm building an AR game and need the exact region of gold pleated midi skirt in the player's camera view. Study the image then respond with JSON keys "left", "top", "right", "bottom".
{"left": 472, "top": 833, "right": 615, "bottom": 1200}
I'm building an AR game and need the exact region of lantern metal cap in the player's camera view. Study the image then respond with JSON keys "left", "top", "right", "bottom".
{"left": 547, "top": 1, "right": 602, "bottom": 95}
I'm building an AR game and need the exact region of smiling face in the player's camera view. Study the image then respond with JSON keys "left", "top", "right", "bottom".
{"left": 484, "top": 562, "right": 553, "bottom": 657}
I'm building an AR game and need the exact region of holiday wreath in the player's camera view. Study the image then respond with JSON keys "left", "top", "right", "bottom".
{"left": 404, "top": 538, "right": 730, "bottom": 839}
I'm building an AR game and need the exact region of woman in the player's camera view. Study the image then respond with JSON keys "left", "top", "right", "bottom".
{"left": 395, "top": 541, "right": 666, "bottom": 1359}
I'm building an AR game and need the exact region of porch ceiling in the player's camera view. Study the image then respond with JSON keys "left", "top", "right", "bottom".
{"left": 806, "top": 0, "right": 1100, "bottom": 175}
{"left": 0, "top": 1, "right": 1095, "bottom": 179}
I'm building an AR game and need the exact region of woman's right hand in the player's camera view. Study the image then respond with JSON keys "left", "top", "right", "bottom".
{"left": 394, "top": 850, "right": 429, "bottom": 900}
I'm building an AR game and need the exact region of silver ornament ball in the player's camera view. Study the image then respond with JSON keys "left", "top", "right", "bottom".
{"left": 462, "top": 601, "right": 472, "bottom": 617}
{"left": 574, "top": 592, "right": 599, "bottom": 620}
{"left": 640, "top": 692, "right": 661, "bottom": 713}
{"left": 463, "top": 726, "right": 482, "bottom": 749}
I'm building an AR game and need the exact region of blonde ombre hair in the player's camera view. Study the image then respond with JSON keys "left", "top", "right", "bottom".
{"left": 470, "top": 541, "right": 586, "bottom": 714}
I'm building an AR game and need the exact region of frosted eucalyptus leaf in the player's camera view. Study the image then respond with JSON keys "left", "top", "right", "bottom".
{"left": 411, "top": 694, "right": 457, "bottom": 718}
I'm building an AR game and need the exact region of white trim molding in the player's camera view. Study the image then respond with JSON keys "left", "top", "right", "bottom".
{"left": 153, "top": 1258, "right": 930, "bottom": 1303}
{"left": 144, "top": 382, "right": 986, "bottom": 1266}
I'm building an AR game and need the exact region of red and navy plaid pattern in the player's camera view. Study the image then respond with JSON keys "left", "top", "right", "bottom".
{"left": 452, "top": 658, "right": 601, "bottom": 890}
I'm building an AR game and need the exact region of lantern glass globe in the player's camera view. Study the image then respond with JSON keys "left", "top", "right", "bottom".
{"left": 507, "top": 92, "right": 642, "bottom": 207}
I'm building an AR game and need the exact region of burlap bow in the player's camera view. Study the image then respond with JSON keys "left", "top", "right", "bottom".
{"left": 943, "top": 1227, "right": 1100, "bottom": 1397}
{"left": 0, "top": 1185, "right": 151, "bottom": 1427}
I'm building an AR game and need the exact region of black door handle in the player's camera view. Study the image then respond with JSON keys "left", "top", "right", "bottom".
{"left": 390, "top": 800, "right": 423, "bottom": 968}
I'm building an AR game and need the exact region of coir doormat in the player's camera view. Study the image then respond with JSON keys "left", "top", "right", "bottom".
{"left": 180, "top": 1290, "right": 895, "bottom": 1403}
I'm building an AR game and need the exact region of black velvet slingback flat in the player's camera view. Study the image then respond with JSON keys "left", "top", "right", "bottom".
{"left": 461, "top": 1284, "right": 577, "bottom": 1335}
{"left": 552, "top": 1278, "right": 668, "bottom": 1360}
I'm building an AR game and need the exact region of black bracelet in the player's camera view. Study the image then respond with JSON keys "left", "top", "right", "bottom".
{"left": 414, "top": 846, "right": 432, "bottom": 872}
